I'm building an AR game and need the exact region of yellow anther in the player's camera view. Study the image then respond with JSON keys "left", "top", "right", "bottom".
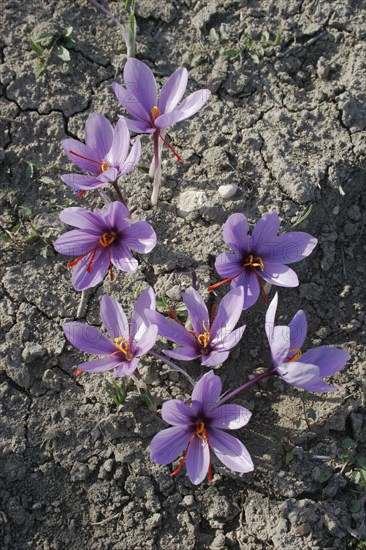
{"left": 197, "top": 321, "right": 210, "bottom": 349}
{"left": 287, "top": 348, "right": 302, "bottom": 362}
{"left": 150, "top": 105, "right": 161, "bottom": 122}
{"left": 101, "top": 161, "right": 110, "bottom": 172}
{"left": 196, "top": 421, "right": 208, "bottom": 446}
{"left": 113, "top": 336, "right": 129, "bottom": 355}
{"left": 99, "top": 232, "right": 116, "bottom": 248}
{"left": 243, "top": 254, "right": 264, "bottom": 271}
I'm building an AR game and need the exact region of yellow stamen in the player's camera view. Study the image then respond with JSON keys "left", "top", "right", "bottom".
{"left": 243, "top": 254, "right": 264, "bottom": 271}
{"left": 151, "top": 105, "right": 161, "bottom": 122}
{"left": 197, "top": 321, "right": 210, "bottom": 349}
{"left": 287, "top": 348, "right": 302, "bottom": 362}
{"left": 101, "top": 161, "right": 110, "bottom": 172}
{"left": 99, "top": 232, "right": 116, "bottom": 248}
{"left": 114, "top": 336, "right": 130, "bottom": 355}
{"left": 196, "top": 421, "right": 208, "bottom": 446}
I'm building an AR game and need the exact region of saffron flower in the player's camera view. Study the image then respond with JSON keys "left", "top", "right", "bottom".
{"left": 210, "top": 212, "right": 318, "bottom": 310}
{"left": 112, "top": 58, "right": 211, "bottom": 205}
{"left": 150, "top": 371, "right": 253, "bottom": 485}
{"left": 61, "top": 113, "right": 141, "bottom": 191}
{"left": 63, "top": 288, "right": 158, "bottom": 377}
{"left": 54, "top": 202, "right": 156, "bottom": 291}
{"left": 146, "top": 287, "right": 246, "bottom": 367}
{"left": 265, "top": 292, "right": 350, "bottom": 392}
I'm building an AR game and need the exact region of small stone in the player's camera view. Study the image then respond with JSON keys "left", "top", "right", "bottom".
{"left": 347, "top": 204, "right": 361, "bottom": 221}
{"left": 294, "top": 523, "right": 312, "bottom": 536}
{"left": 177, "top": 190, "right": 207, "bottom": 218}
{"left": 103, "top": 459, "right": 114, "bottom": 473}
{"left": 218, "top": 184, "right": 238, "bottom": 199}
{"left": 22, "top": 342, "right": 46, "bottom": 364}
{"left": 332, "top": 206, "right": 340, "bottom": 215}
{"left": 182, "top": 495, "right": 195, "bottom": 506}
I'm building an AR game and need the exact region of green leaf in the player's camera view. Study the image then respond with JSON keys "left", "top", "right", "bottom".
{"left": 285, "top": 451, "right": 294, "bottom": 465}
{"left": 64, "top": 37, "right": 76, "bottom": 49}
{"left": 55, "top": 45, "right": 70, "bottom": 62}
{"left": 140, "top": 390, "right": 156, "bottom": 413}
{"left": 250, "top": 53, "right": 260, "bottom": 64}
{"left": 350, "top": 498, "right": 362, "bottom": 514}
{"left": 318, "top": 469, "right": 333, "bottom": 483}
{"left": 274, "top": 31, "right": 281, "bottom": 45}
{"left": 11, "top": 224, "right": 21, "bottom": 235}
{"left": 291, "top": 204, "right": 313, "bottom": 228}
{"left": 356, "top": 455, "right": 366, "bottom": 469}
{"left": 221, "top": 48, "right": 241, "bottom": 61}
{"left": 39, "top": 176, "right": 56, "bottom": 186}
{"left": 307, "top": 408, "right": 317, "bottom": 421}
{"left": 343, "top": 437, "right": 355, "bottom": 449}
{"left": 41, "top": 246, "right": 50, "bottom": 258}
{"left": 209, "top": 28, "right": 220, "bottom": 43}
{"left": 129, "top": 12, "right": 135, "bottom": 35}
{"left": 35, "top": 63, "right": 45, "bottom": 77}
{"left": 261, "top": 30, "right": 270, "bottom": 43}
{"left": 30, "top": 39, "right": 43, "bottom": 56}
{"left": 34, "top": 31, "right": 54, "bottom": 43}
{"left": 24, "top": 233, "right": 39, "bottom": 244}
{"left": 62, "top": 26, "right": 73, "bottom": 37}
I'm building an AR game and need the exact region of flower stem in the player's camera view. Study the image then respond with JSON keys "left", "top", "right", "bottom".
{"left": 76, "top": 289, "right": 89, "bottom": 318}
{"left": 151, "top": 131, "right": 162, "bottom": 206}
{"left": 216, "top": 368, "right": 275, "bottom": 407}
{"left": 112, "top": 181, "right": 128, "bottom": 208}
{"left": 149, "top": 351, "right": 195, "bottom": 386}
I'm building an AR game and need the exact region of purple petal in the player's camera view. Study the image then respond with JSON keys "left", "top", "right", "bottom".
{"left": 61, "top": 173, "right": 103, "bottom": 191}
{"left": 77, "top": 356, "right": 123, "bottom": 372}
{"left": 59, "top": 207, "right": 105, "bottom": 233}
{"left": 154, "top": 110, "right": 185, "bottom": 130}
{"left": 85, "top": 113, "right": 114, "bottom": 158}
{"left": 100, "top": 295, "right": 129, "bottom": 340}
{"left": 123, "top": 58, "right": 157, "bottom": 117}
{"left": 300, "top": 347, "right": 349, "bottom": 377}
{"left": 161, "top": 399, "right": 196, "bottom": 426}
{"left": 120, "top": 138, "right": 142, "bottom": 175}
{"left": 265, "top": 292, "right": 278, "bottom": 345}
{"left": 223, "top": 213, "right": 250, "bottom": 255}
{"left": 71, "top": 249, "right": 109, "bottom": 291}
{"left": 164, "top": 345, "right": 201, "bottom": 362}
{"left": 158, "top": 68, "right": 188, "bottom": 113}
{"left": 103, "top": 201, "right": 130, "bottom": 228}
{"left": 209, "top": 428, "right": 254, "bottom": 473}
{"left": 150, "top": 426, "right": 192, "bottom": 464}
{"left": 209, "top": 404, "right": 252, "bottom": 430}
{"left": 63, "top": 322, "right": 116, "bottom": 355}
{"left": 133, "top": 325, "right": 158, "bottom": 356}
{"left": 277, "top": 361, "right": 340, "bottom": 393}
{"left": 191, "top": 371, "right": 222, "bottom": 409}
{"left": 215, "top": 252, "right": 243, "bottom": 279}
{"left": 105, "top": 117, "right": 129, "bottom": 167}
{"left": 210, "top": 286, "right": 244, "bottom": 339}
{"left": 201, "top": 350, "right": 230, "bottom": 367}
{"left": 110, "top": 242, "right": 139, "bottom": 272}
{"left": 251, "top": 211, "right": 280, "bottom": 254}
{"left": 271, "top": 325, "right": 291, "bottom": 366}
{"left": 260, "top": 262, "right": 299, "bottom": 287}
{"left": 122, "top": 221, "right": 157, "bottom": 253}
{"left": 144, "top": 310, "right": 196, "bottom": 347}
{"left": 173, "top": 89, "right": 211, "bottom": 123}
{"left": 54, "top": 229, "right": 98, "bottom": 257}
{"left": 289, "top": 309, "right": 307, "bottom": 350}
{"left": 233, "top": 269, "right": 260, "bottom": 310}
{"left": 122, "top": 116, "right": 154, "bottom": 134}
{"left": 213, "top": 325, "right": 246, "bottom": 351}
{"left": 264, "top": 232, "right": 318, "bottom": 264}
{"left": 114, "top": 357, "right": 140, "bottom": 377}
{"left": 185, "top": 435, "right": 210, "bottom": 485}
{"left": 130, "top": 287, "right": 156, "bottom": 341}
{"left": 96, "top": 167, "right": 119, "bottom": 183}
{"left": 61, "top": 138, "right": 101, "bottom": 174}
{"left": 112, "top": 81, "right": 151, "bottom": 123}
{"left": 183, "top": 287, "right": 209, "bottom": 334}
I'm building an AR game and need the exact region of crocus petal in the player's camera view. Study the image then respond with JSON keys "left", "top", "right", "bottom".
{"left": 71, "top": 249, "right": 109, "bottom": 291}
{"left": 105, "top": 117, "right": 130, "bottom": 167}
{"left": 103, "top": 201, "right": 131, "bottom": 228}
{"left": 209, "top": 405, "right": 252, "bottom": 430}
{"left": 232, "top": 269, "right": 260, "bottom": 310}
{"left": 191, "top": 371, "right": 222, "bottom": 410}
{"left": 85, "top": 113, "right": 114, "bottom": 158}
{"left": 63, "top": 322, "right": 116, "bottom": 355}
{"left": 264, "top": 232, "right": 318, "bottom": 264}
{"left": 222, "top": 213, "right": 250, "bottom": 255}
{"left": 145, "top": 310, "right": 197, "bottom": 347}
{"left": 123, "top": 58, "right": 157, "bottom": 117}
{"left": 114, "top": 357, "right": 140, "bottom": 377}
{"left": 110, "top": 242, "right": 139, "bottom": 273}
{"left": 271, "top": 325, "right": 291, "bottom": 366}
{"left": 163, "top": 345, "right": 201, "bottom": 362}
{"left": 54, "top": 229, "right": 98, "bottom": 257}
{"left": 122, "top": 116, "right": 154, "bottom": 134}
{"left": 150, "top": 426, "right": 192, "bottom": 464}
{"left": 300, "top": 347, "right": 350, "bottom": 377}
{"left": 277, "top": 361, "right": 340, "bottom": 393}
{"left": 173, "top": 89, "right": 211, "bottom": 123}
{"left": 77, "top": 356, "right": 123, "bottom": 372}
{"left": 96, "top": 167, "right": 119, "bottom": 183}
{"left": 213, "top": 325, "right": 246, "bottom": 351}
{"left": 61, "top": 138, "right": 102, "bottom": 174}
{"left": 183, "top": 287, "right": 209, "bottom": 334}
{"left": 185, "top": 436, "right": 210, "bottom": 485}
{"left": 100, "top": 295, "right": 129, "bottom": 340}
{"left": 154, "top": 110, "right": 185, "bottom": 130}
{"left": 61, "top": 173, "right": 103, "bottom": 191}
{"left": 59, "top": 207, "right": 105, "bottom": 233}
{"left": 133, "top": 325, "right": 158, "bottom": 356}
{"left": 209, "top": 428, "right": 254, "bottom": 473}
{"left": 130, "top": 287, "right": 156, "bottom": 342}
{"left": 289, "top": 309, "right": 307, "bottom": 350}
{"left": 260, "top": 262, "right": 299, "bottom": 287}
{"left": 250, "top": 211, "right": 280, "bottom": 253}
{"left": 265, "top": 292, "right": 278, "bottom": 344}
{"left": 210, "top": 286, "right": 244, "bottom": 339}
{"left": 161, "top": 399, "right": 196, "bottom": 426}
{"left": 112, "top": 81, "right": 152, "bottom": 123}
{"left": 122, "top": 221, "right": 157, "bottom": 253}
{"left": 120, "top": 138, "right": 142, "bottom": 175}
{"left": 215, "top": 252, "right": 243, "bottom": 279}
{"left": 201, "top": 350, "right": 230, "bottom": 367}
{"left": 158, "top": 67, "right": 188, "bottom": 113}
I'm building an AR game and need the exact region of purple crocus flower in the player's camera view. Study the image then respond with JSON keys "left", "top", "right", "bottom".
{"left": 150, "top": 370, "right": 253, "bottom": 485}
{"left": 209, "top": 211, "right": 318, "bottom": 310}
{"left": 61, "top": 113, "right": 141, "bottom": 191}
{"left": 54, "top": 201, "right": 156, "bottom": 291}
{"left": 146, "top": 286, "right": 245, "bottom": 367}
{"left": 265, "top": 292, "right": 350, "bottom": 392}
{"left": 63, "top": 288, "right": 158, "bottom": 377}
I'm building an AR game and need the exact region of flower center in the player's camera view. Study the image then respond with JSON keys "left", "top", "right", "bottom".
{"left": 99, "top": 232, "right": 116, "bottom": 248}
{"left": 196, "top": 421, "right": 209, "bottom": 446}
{"left": 114, "top": 337, "right": 133, "bottom": 361}
{"left": 243, "top": 254, "right": 264, "bottom": 271}
{"left": 151, "top": 105, "right": 161, "bottom": 122}
{"left": 197, "top": 321, "right": 210, "bottom": 349}
{"left": 286, "top": 348, "right": 302, "bottom": 362}
{"left": 69, "top": 150, "right": 110, "bottom": 174}
{"left": 101, "top": 161, "right": 110, "bottom": 172}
